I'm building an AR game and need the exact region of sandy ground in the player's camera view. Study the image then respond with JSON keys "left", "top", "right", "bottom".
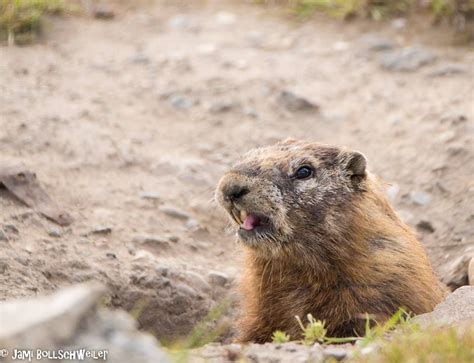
{"left": 0, "top": 0, "right": 473, "bottom": 342}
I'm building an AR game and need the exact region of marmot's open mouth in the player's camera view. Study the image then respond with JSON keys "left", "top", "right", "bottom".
{"left": 229, "top": 207, "right": 273, "bottom": 240}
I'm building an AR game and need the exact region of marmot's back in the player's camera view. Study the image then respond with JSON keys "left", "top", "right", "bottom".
{"left": 216, "top": 139, "right": 445, "bottom": 343}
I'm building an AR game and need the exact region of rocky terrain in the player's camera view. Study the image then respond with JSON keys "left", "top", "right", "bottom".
{"left": 0, "top": 0, "right": 473, "bottom": 361}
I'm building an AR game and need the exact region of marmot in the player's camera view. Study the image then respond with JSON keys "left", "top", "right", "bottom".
{"left": 216, "top": 139, "right": 445, "bottom": 343}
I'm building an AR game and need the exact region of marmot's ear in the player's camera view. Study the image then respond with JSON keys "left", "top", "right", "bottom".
{"left": 340, "top": 151, "right": 367, "bottom": 178}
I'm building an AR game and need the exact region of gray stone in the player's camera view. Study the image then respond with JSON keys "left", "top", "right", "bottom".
{"left": 0, "top": 283, "right": 171, "bottom": 363}
{"left": 160, "top": 206, "right": 191, "bottom": 220}
{"left": 416, "top": 286, "right": 474, "bottom": 327}
{"left": 380, "top": 47, "right": 436, "bottom": 72}
{"left": 278, "top": 90, "right": 319, "bottom": 112}
{"left": 208, "top": 271, "right": 230, "bottom": 287}
{"left": 409, "top": 191, "right": 432, "bottom": 206}
{"left": 169, "top": 94, "right": 195, "bottom": 110}
{"left": 89, "top": 226, "right": 112, "bottom": 235}
{"left": 416, "top": 220, "right": 435, "bottom": 233}
{"left": 48, "top": 228, "right": 62, "bottom": 238}
{"left": 132, "top": 235, "right": 170, "bottom": 248}
{"left": 323, "top": 345, "right": 349, "bottom": 361}
{"left": 138, "top": 191, "right": 161, "bottom": 201}
{"left": 359, "top": 34, "right": 394, "bottom": 52}
{"left": 130, "top": 53, "right": 150, "bottom": 65}
{"left": 168, "top": 235, "right": 180, "bottom": 243}
{"left": 209, "top": 100, "right": 239, "bottom": 114}
{"left": 427, "top": 63, "right": 468, "bottom": 77}
{"left": 3, "top": 224, "right": 19, "bottom": 234}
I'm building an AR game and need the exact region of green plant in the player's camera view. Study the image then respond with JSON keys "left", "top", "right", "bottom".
{"left": 357, "top": 308, "right": 415, "bottom": 347}
{"left": 352, "top": 323, "right": 474, "bottom": 363}
{"left": 272, "top": 330, "right": 291, "bottom": 343}
{"left": 0, "top": 0, "right": 65, "bottom": 44}
{"left": 295, "top": 313, "right": 328, "bottom": 344}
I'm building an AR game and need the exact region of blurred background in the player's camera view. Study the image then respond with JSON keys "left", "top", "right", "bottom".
{"left": 0, "top": 0, "right": 473, "bottom": 354}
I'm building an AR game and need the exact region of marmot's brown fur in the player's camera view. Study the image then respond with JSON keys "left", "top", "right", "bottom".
{"left": 216, "top": 139, "right": 445, "bottom": 343}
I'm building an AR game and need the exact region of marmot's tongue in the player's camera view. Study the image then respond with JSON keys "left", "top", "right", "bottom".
{"left": 242, "top": 215, "right": 260, "bottom": 231}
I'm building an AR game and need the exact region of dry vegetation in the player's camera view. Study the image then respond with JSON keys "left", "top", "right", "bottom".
{"left": 0, "top": 0, "right": 65, "bottom": 44}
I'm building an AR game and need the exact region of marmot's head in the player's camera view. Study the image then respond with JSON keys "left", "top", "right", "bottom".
{"left": 216, "top": 139, "right": 368, "bottom": 256}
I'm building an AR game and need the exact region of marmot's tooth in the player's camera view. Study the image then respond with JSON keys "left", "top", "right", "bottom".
{"left": 240, "top": 210, "right": 248, "bottom": 222}
{"left": 232, "top": 209, "right": 242, "bottom": 224}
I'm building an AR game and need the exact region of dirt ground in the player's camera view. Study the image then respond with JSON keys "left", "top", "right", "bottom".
{"left": 0, "top": 0, "right": 473, "bottom": 343}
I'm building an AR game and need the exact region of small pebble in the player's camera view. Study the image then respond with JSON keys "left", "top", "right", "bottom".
{"left": 278, "top": 90, "right": 319, "bottom": 112}
{"left": 160, "top": 206, "right": 191, "bottom": 220}
{"left": 138, "top": 191, "right": 161, "bottom": 201}
{"left": 208, "top": 271, "right": 230, "bottom": 287}
{"left": 323, "top": 346, "right": 347, "bottom": 361}
{"left": 416, "top": 220, "right": 435, "bottom": 233}
{"left": 409, "top": 191, "right": 432, "bottom": 206}
{"left": 48, "top": 229, "right": 62, "bottom": 238}
{"left": 90, "top": 226, "right": 112, "bottom": 235}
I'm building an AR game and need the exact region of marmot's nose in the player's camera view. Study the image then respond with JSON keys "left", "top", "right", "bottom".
{"left": 223, "top": 184, "right": 250, "bottom": 202}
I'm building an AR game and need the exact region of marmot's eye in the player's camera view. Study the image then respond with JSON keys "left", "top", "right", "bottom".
{"left": 294, "top": 166, "right": 313, "bottom": 179}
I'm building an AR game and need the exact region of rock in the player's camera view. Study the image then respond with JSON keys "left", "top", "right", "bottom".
{"left": 48, "top": 228, "right": 62, "bottom": 238}
{"left": 3, "top": 224, "right": 19, "bottom": 234}
{"left": 209, "top": 100, "right": 239, "bottom": 114}
{"left": 169, "top": 94, "right": 195, "bottom": 110}
{"left": 168, "top": 235, "right": 180, "bottom": 243}
{"left": 130, "top": 53, "right": 150, "bottom": 65}
{"left": 380, "top": 47, "right": 436, "bottom": 72}
{"left": 160, "top": 206, "right": 191, "bottom": 220}
{"left": 440, "top": 113, "right": 468, "bottom": 125}
{"left": 93, "top": 6, "right": 115, "bottom": 20}
{"left": 0, "top": 283, "right": 171, "bottom": 363}
{"left": 106, "top": 252, "right": 117, "bottom": 259}
{"left": 215, "top": 11, "right": 236, "bottom": 26}
{"left": 427, "top": 63, "right": 468, "bottom": 77}
{"left": 278, "top": 90, "right": 319, "bottom": 112}
{"left": 440, "top": 255, "right": 471, "bottom": 290}
{"left": 359, "top": 34, "right": 394, "bottom": 52}
{"left": 416, "top": 220, "right": 435, "bottom": 233}
{"left": 469, "top": 257, "right": 474, "bottom": 285}
{"left": 138, "top": 191, "right": 161, "bottom": 201}
{"left": 185, "top": 218, "right": 202, "bottom": 231}
{"left": 208, "top": 271, "right": 230, "bottom": 287}
{"left": 409, "top": 191, "right": 432, "bottom": 206}
{"left": 89, "top": 226, "right": 112, "bottom": 235}
{"left": 133, "top": 235, "right": 170, "bottom": 249}
{"left": 244, "top": 107, "right": 259, "bottom": 119}
{"left": 416, "top": 286, "right": 474, "bottom": 328}
{"left": 323, "top": 345, "right": 349, "bottom": 361}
